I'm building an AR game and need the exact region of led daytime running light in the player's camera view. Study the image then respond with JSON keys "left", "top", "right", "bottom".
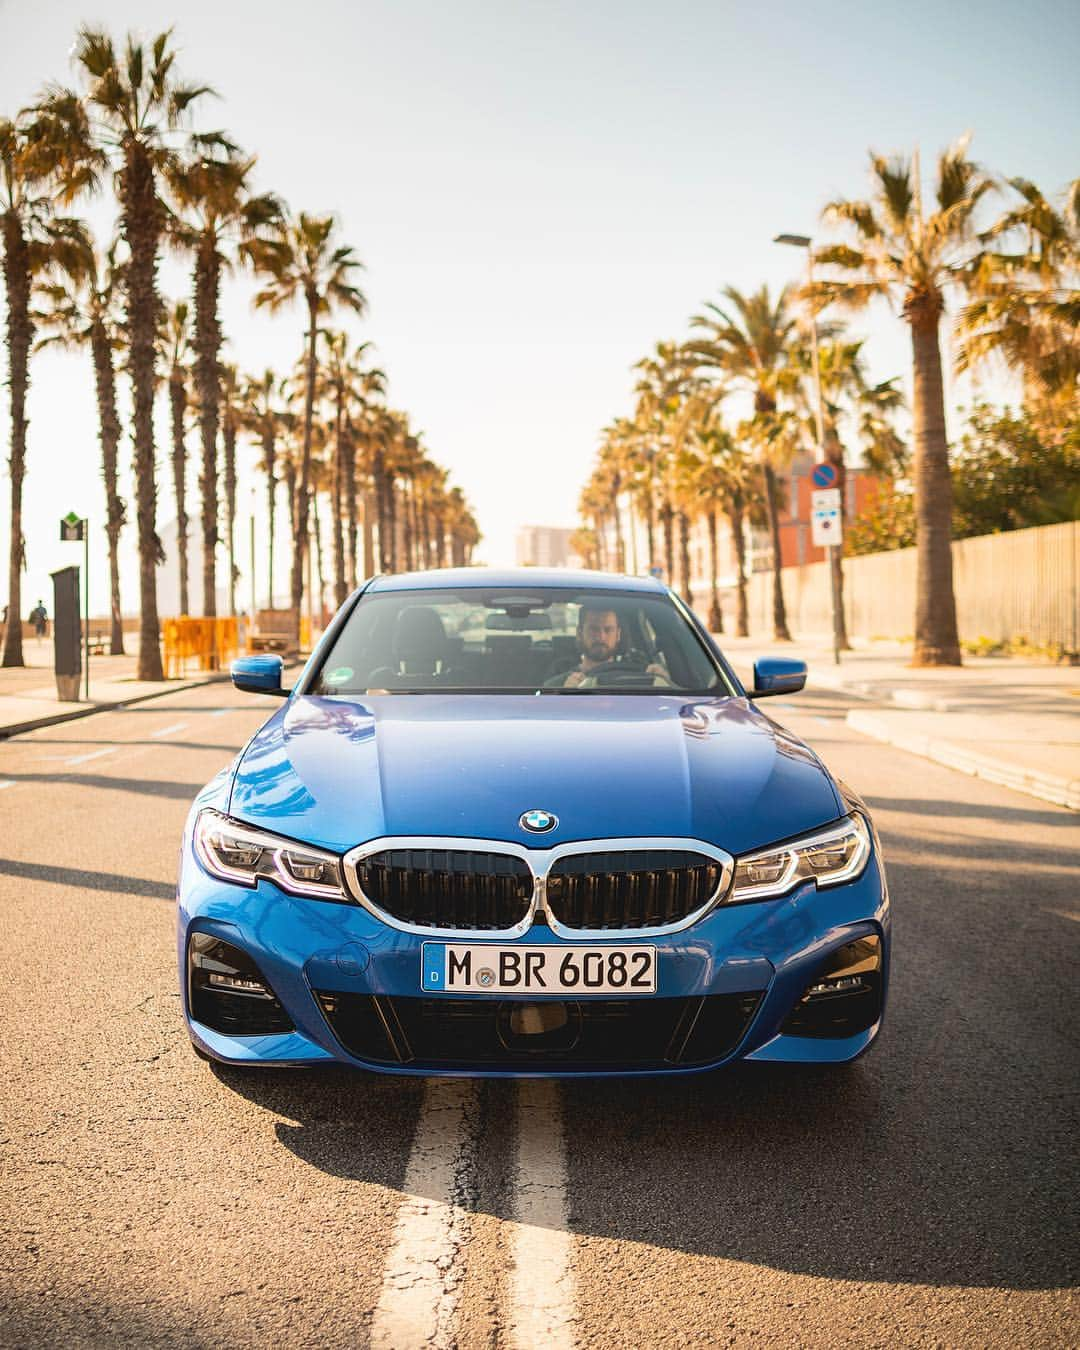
{"left": 731, "top": 813, "right": 871, "bottom": 902}
{"left": 194, "top": 809, "right": 349, "bottom": 902}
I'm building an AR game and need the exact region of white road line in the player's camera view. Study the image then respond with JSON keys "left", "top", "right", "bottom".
{"left": 64, "top": 746, "right": 117, "bottom": 767}
{"left": 0, "top": 780, "right": 15, "bottom": 790}
{"left": 370, "top": 1079, "right": 479, "bottom": 1350}
{"left": 209, "top": 708, "right": 231, "bottom": 718}
{"left": 509, "top": 1079, "right": 576, "bottom": 1349}
{"left": 150, "top": 721, "right": 188, "bottom": 738}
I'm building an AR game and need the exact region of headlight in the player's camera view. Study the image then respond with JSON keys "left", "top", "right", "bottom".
{"left": 730, "top": 813, "right": 871, "bottom": 902}
{"left": 193, "top": 809, "right": 350, "bottom": 902}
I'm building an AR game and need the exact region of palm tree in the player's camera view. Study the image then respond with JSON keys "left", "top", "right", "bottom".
{"left": 168, "top": 139, "right": 280, "bottom": 618}
{"left": 689, "top": 284, "right": 797, "bottom": 641}
{"left": 161, "top": 300, "right": 192, "bottom": 616}
{"left": 250, "top": 213, "right": 366, "bottom": 627}
{"left": 241, "top": 369, "right": 286, "bottom": 608}
{"left": 810, "top": 138, "right": 993, "bottom": 665}
{"left": 1, "top": 102, "right": 96, "bottom": 666}
{"left": 56, "top": 27, "right": 213, "bottom": 679}
{"left": 35, "top": 224, "right": 127, "bottom": 652}
{"left": 957, "top": 176, "right": 1080, "bottom": 421}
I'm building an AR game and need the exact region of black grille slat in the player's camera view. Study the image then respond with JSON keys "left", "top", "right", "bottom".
{"left": 355, "top": 849, "right": 533, "bottom": 931}
{"left": 316, "top": 992, "right": 761, "bottom": 1070}
{"left": 546, "top": 851, "right": 722, "bottom": 930}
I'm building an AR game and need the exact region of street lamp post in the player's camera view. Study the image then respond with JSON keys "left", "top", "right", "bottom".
{"left": 774, "top": 232, "right": 843, "bottom": 665}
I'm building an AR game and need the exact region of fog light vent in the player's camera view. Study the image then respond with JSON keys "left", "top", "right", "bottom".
{"left": 781, "top": 935, "right": 882, "bottom": 1038}
{"left": 188, "top": 933, "right": 293, "bottom": 1035}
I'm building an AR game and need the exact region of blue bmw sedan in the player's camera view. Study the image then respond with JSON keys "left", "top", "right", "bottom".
{"left": 179, "top": 569, "right": 889, "bottom": 1076}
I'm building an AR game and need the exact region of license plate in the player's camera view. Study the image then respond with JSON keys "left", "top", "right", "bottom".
{"left": 422, "top": 943, "right": 657, "bottom": 995}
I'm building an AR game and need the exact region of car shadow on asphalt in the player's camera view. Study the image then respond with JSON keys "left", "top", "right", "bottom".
{"left": 213, "top": 1016, "right": 1077, "bottom": 1294}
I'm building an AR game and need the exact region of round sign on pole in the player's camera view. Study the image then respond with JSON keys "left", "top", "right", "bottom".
{"left": 811, "top": 462, "right": 838, "bottom": 489}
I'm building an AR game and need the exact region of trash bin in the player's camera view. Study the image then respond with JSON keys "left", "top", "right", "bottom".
{"left": 51, "top": 565, "right": 82, "bottom": 701}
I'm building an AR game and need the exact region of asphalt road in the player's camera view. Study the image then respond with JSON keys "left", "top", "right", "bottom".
{"left": 0, "top": 680, "right": 1076, "bottom": 1348}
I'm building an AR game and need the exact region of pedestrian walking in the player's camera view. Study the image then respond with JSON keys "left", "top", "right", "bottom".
{"left": 30, "top": 600, "right": 48, "bottom": 642}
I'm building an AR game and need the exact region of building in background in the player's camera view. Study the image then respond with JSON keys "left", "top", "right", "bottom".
{"left": 516, "top": 525, "right": 580, "bottom": 569}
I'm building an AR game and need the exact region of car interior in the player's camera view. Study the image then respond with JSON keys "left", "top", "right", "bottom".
{"left": 310, "top": 590, "right": 727, "bottom": 694}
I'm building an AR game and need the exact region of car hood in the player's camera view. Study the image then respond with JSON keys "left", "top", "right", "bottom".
{"left": 227, "top": 694, "right": 843, "bottom": 857}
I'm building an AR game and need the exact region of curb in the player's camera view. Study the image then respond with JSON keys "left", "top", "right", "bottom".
{"left": 0, "top": 671, "right": 231, "bottom": 741}
{"left": 846, "top": 709, "right": 1080, "bottom": 812}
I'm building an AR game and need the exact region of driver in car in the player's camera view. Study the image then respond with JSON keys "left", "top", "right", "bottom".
{"left": 551, "top": 606, "right": 667, "bottom": 687}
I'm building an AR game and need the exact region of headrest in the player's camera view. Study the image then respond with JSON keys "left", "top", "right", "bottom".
{"left": 393, "top": 606, "right": 447, "bottom": 665}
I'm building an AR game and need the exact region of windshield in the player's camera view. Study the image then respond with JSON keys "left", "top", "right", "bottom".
{"left": 308, "top": 586, "right": 732, "bottom": 695}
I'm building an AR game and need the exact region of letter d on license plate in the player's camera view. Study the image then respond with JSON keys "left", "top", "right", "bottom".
{"left": 422, "top": 943, "right": 656, "bottom": 995}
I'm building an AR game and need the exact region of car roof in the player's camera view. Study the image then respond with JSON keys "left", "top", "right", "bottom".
{"left": 365, "top": 567, "right": 668, "bottom": 595}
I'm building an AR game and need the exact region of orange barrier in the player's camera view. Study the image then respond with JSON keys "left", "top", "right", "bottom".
{"left": 163, "top": 616, "right": 240, "bottom": 677}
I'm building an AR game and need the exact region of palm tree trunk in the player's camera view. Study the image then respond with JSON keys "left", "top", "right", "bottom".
{"left": 91, "top": 321, "right": 125, "bottom": 652}
{"left": 678, "top": 510, "right": 693, "bottom": 605}
{"left": 262, "top": 428, "right": 276, "bottom": 610}
{"left": 611, "top": 479, "right": 626, "bottom": 572}
{"left": 363, "top": 485, "right": 376, "bottom": 578}
{"left": 121, "top": 141, "right": 164, "bottom": 680}
{"left": 168, "top": 368, "right": 189, "bottom": 618}
{"left": 643, "top": 489, "right": 655, "bottom": 572}
{"left": 223, "top": 410, "right": 237, "bottom": 617}
{"left": 729, "top": 494, "right": 749, "bottom": 637}
{"left": 292, "top": 300, "right": 318, "bottom": 632}
{"left": 825, "top": 428, "right": 852, "bottom": 650}
{"left": 910, "top": 314, "right": 961, "bottom": 665}
{"left": 1, "top": 212, "right": 30, "bottom": 668}
{"left": 343, "top": 428, "right": 358, "bottom": 590}
{"left": 403, "top": 478, "right": 415, "bottom": 570}
{"left": 283, "top": 457, "right": 298, "bottom": 608}
{"left": 312, "top": 489, "right": 326, "bottom": 624}
{"left": 706, "top": 508, "right": 722, "bottom": 632}
{"left": 660, "top": 499, "right": 675, "bottom": 584}
{"left": 194, "top": 235, "right": 221, "bottom": 620}
{"left": 763, "top": 463, "right": 791, "bottom": 641}
{"left": 331, "top": 394, "right": 347, "bottom": 607}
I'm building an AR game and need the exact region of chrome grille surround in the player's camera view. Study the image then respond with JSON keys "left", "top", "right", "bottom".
{"left": 341, "top": 836, "right": 735, "bottom": 940}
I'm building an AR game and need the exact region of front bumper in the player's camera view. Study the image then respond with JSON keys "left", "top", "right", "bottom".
{"left": 177, "top": 833, "right": 890, "bottom": 1077}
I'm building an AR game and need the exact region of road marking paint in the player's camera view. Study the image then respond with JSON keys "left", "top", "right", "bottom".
{"left": 509, "top": 1079, "right": 576, "bottom": 1349}
{"left": 0, "top": 780, "right": 15, "bottom": 790}
{"left": 370, "top": 1079, "right": 479, "bottom": 1350}
{"left": 64, "top": 746, "right": 117, "bottom": 767}
{"left": 814, "top": 716, "right": 831, "bottom": 726}
{"left": 209, "top": 708, "right": 231, "bottom": 718}
{"left": 150, "top": 721, "right": 188, "bottom": 738}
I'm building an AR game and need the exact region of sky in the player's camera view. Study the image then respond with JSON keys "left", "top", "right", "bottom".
{"left": 1, "top": 0, "right": 1078, "bottom": 617}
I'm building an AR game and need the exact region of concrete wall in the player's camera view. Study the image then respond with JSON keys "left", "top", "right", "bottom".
{"left": 739, "top": 520, "right": 1079, "bottom": 651}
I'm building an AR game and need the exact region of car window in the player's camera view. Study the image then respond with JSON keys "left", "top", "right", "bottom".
{"left": 309, "top": 587, "right": 732, "bottom": 695}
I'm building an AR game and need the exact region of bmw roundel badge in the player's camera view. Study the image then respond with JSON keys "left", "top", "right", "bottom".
{"left": 520, "top": 808, "right": 558, "bottom": 834}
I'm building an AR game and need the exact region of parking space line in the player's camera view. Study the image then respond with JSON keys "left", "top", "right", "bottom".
{"left": 509, "top": 1079, "right": 576, "bottom": 1349}
{"left": 63, "top": 746, "right": 117, "bottom": 767}
{"left": 370, "top": 1079, "right": 479, "bottom": 1350}
{"left": 150, "top": 722, "right": 188, "bottom": 738}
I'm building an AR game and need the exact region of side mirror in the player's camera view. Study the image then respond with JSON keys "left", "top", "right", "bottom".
{"left": 231, "top": 654, "right": 288, "bottom": 697}
{"left": 750, "top": 657, "right": 807, "bottom": 698}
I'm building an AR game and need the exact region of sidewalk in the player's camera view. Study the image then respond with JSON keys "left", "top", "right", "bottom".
{"left": 0, "top": 645, "right": 228, "bottom": 739}
{"left": 719, "top": 633, "right": 1080, "bottom": 812}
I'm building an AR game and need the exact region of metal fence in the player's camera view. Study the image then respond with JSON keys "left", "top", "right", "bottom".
{"left": 742, "top": 520, "right": 1079, "bottom": 651}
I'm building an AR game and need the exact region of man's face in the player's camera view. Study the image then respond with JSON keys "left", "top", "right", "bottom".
{"left": 578, "top": 609, "right": 620, "bottom": 664}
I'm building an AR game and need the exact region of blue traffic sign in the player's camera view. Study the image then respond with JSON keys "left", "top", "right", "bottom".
{"left": 811, "top": 462, "right": 838, "bottom": 489}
